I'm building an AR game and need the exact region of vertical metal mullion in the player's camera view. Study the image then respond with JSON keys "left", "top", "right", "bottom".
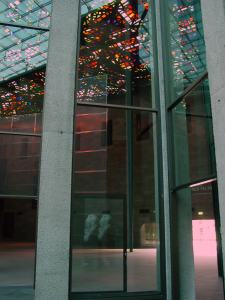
{"left": 126, "top": 70, "right": 134, "bottom": 254}
{"left": 123, "top": 195, "right": 128, "bottom": 292}
{"left": 69, "top": 0, "right": 82, "bottom": 296}
{"left": 151, "top": 0, "right": 162, "bottom": 291}
{"left": 125, "top": 69, "right": 133, "bottom": 292}
{"left": 212, "top": 182, "right": 224, "bottom": 280}
{"left": 154, "top": 0, "right": 172, "bottom": 299}
{"left": 124, "top": 0, "right": 136, "bottom": 290}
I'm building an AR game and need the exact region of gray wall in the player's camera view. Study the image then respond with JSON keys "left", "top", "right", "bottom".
{"left": 201, "top": 0, "right": 225, "bottom": 283}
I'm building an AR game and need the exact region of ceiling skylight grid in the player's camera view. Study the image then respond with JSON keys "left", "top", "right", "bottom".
{"left": 0, "top": 1, "right": 51, "bottom": 82}
{"left": 0, "top": 25, "right": 49, "bottom": 81}
{"left": 0, "top": 0, "right": 52, "bottom": 28}
{"left": 0, "top": 0, "right": 207, "bottom": 86}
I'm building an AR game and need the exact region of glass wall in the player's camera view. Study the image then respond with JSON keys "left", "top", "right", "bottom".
{"left": 165, "top": 1, "right": 224, "bottom": 298}
{"left": 71, "top": 0, "right": 162, "bottom": 297}
{"left": 0, "top": 1, "right": 222, "bottom": 299}
{"left": 0, "top": 1, "right": 51, "bottom": 296}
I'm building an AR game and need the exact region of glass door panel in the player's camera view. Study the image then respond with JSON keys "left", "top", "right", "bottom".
{"left": 72, "top": 196, "right": 125, "bottom": 292}
{"left": 71, "top": 107, "right": 127, "bottom": 292}
{"left": 127, "top": 112, "right": 159, "bottom": 292}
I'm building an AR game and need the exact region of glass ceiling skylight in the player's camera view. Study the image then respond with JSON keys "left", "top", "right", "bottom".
{"left": 0, "top": 1, "right": 51, "bottom": 82}
{"left": 0, "top": 0, "right": 52, "bottom": 28}
{"left": 0, "top": 25, "right": 49, "bottom": 82}
{"left": 0, "top": 0, "right": 108, "bottom": 82}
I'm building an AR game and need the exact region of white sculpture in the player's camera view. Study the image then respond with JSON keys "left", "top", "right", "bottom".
{"left": 97, "top": 213, "right": 111, "bottom": 240}
{"left": 83, "top": 214, "right": 98, "bottom": 242}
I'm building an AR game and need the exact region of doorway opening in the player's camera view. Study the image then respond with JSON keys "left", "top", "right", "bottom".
{"left": 192, "top": 182, "right": 224, "bottom": 300}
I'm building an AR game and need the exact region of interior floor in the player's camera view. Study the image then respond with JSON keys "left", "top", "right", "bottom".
{"left": 0, "top": 243, "right": 223, "bottom": 300}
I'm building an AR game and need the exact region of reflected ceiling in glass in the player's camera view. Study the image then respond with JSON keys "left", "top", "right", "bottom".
{"left": 169, "top": 0, "right": 206, "bottom": 92}
{"left": 78, "top": 0, "right": 152, "bottom": 105}
{"left": 0, "top": 68, "right": 45, "bottom": 117}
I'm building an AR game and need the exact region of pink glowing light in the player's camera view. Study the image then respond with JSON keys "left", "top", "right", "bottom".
{"left": 190, "top": 178, "right": 216, "bottom": 188}
{"left": 192, "top": 220, "right": 217, "bottom": 257}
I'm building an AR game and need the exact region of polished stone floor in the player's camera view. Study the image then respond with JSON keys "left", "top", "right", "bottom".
{"left": 0, "top": 243, "right": 224, "bottom": 299}
{"left": 72, "top": 248, "right": 157, "bottom": 292}
{"left": 194, "top": 241, "right": 224, "bottom": 300}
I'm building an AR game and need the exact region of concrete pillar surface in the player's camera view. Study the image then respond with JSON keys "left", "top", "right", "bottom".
{"left": 201, "top": 0, "right": 225, "bottom": 281}
{"left": 34, "top": 1, "right": 80, "bottom": 300}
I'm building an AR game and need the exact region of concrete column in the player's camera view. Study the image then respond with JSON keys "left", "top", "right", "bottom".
{"left": 201, "top": 0, "right": 225, "bottom": 281}
{"left": 35, "top": 1, "right": 80, "bottom": 300}
{"left": 175, "top": 189, "right": 195, "bottom": 300}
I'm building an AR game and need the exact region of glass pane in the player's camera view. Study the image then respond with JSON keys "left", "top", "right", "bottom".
{"left": 72, "top": 196, "right": 124, "bottom": 292}
{"left": 0, "top": 67, "right": 45, "bottom": 133}
{"left": 0, "top": 0, "right": 52, "bottom": 29}
{"left": 127, "top": 112, "right": 159, "bottom": 292}
{"left": 0, "top": 134, "right": 41, "bottom": 196}
{"left": 0, "top": 198, "right": 37, "bottom": 289}
{"left": 0, "top": 9, "right": 48, "bottom": 297}
{"left": 172, "top": 78, "right": 215, "bottom": 187}
{"left": 71, "top": 106, "right": 160, "bottom": 293}
{"left": 0, "top": 114, "right": 42, "bottom": 134}
{"left": 167, "top": 0, "right": 206, "bottom": 99}
{"left": 77, "top": 0, "right": 154, "bottom": 108}
{"left": 71, "top": 106, "right": 126, "bottom": 292}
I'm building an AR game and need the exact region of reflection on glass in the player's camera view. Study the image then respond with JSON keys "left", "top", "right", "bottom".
{"left": 71, "top": 106, "right": 160, "bottom": 293}
{"left": 0, "top": 135, "right": 41, "bottom": 195}
{"left": 0, "top": 0, "right": 52, "bottom": 28}
{"left": 0, "top": 113, "right": 42, "bottom": 134}
{"left": 0, "top": 68, "right": 45, "bottom": 133}
{"left": 168, "top": 0, "right": 206, "bottom": 97}
{"left": 172, "top": 78, "right": 215, "bottom": 186}
{"left": 78, "top": 0, "right": 154, "bottom": 107}
{"left": 0, "top": 198, "right": 36, "bottom": 287}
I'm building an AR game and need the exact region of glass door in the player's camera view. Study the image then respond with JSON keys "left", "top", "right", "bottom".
{"left": 70, "top": 105, "right": 161, "bottom": 297}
